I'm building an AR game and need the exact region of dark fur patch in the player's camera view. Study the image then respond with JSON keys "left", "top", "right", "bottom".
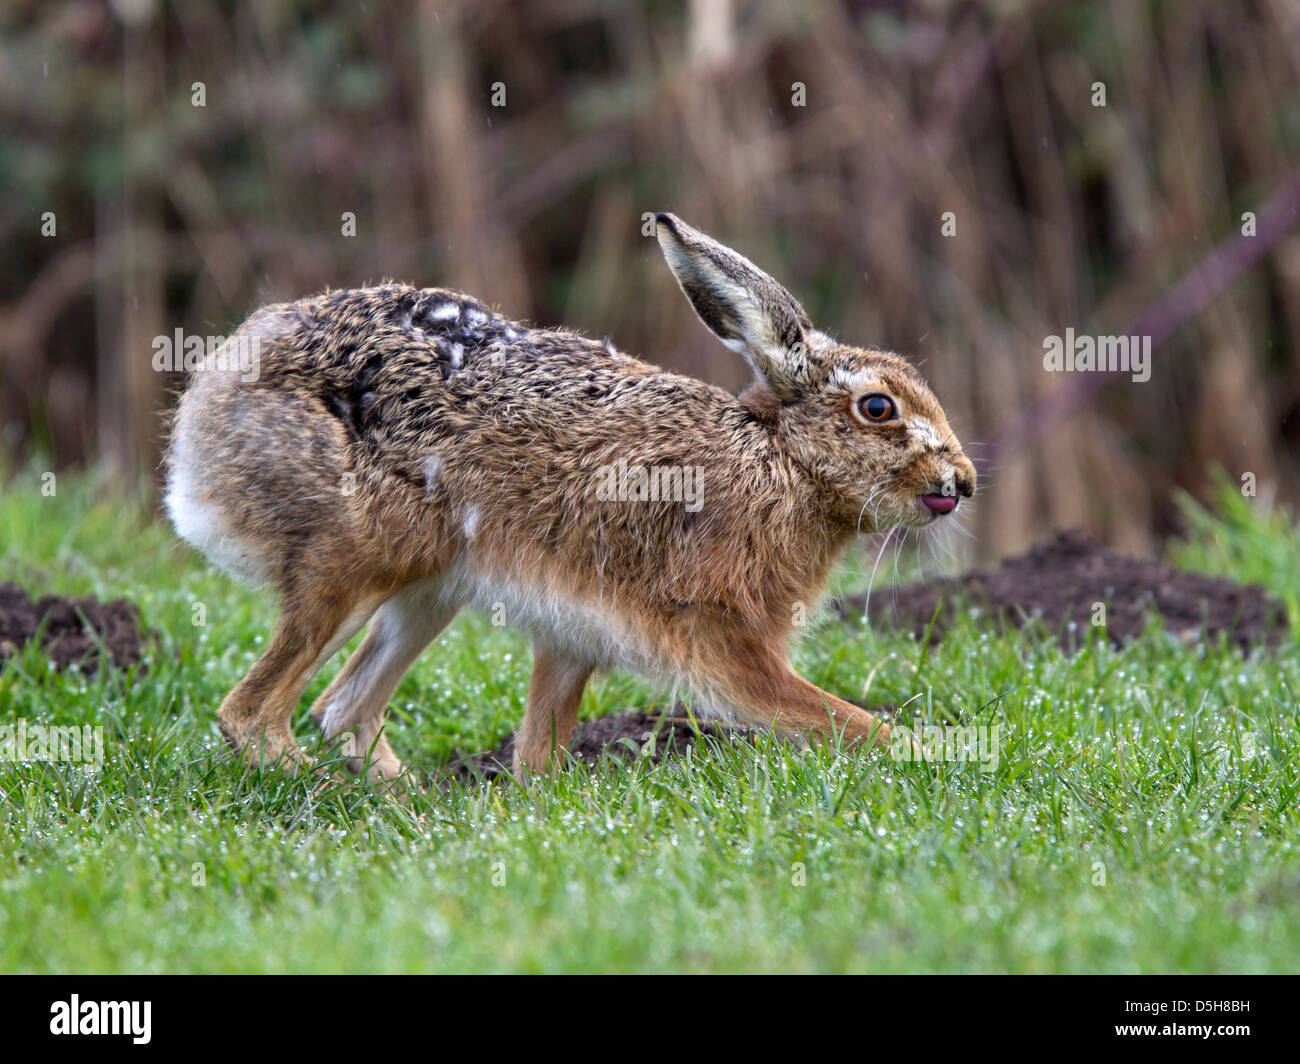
{"left": 320, "top": 389, "right": 357, "bottom": 433}
{"left": 321, "top": 347, "right": 386, "bottom": 438}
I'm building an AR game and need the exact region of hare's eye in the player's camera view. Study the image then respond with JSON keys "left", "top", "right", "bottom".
{"left": 857, "top": 394, "right": 895, "bottom": 422}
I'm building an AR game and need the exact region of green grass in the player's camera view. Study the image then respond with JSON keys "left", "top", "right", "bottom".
{"left": 1, "top": 466, "right": 1297, "bottom": 973}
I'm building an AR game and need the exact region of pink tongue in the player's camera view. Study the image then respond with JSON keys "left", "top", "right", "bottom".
{"left": 921, "top": 494, "right": 957, "bottom": 514}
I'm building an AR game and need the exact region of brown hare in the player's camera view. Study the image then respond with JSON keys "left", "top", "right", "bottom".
{"left": 165, "top": 213, "right": 975, "bottom": 780}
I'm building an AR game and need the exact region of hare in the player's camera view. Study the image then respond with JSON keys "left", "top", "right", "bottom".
{"left": 165, "top": 213, "right": 975, "bottom": 781}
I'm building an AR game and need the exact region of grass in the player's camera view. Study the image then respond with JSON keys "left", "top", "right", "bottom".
{"left": 1, "top": 467, "right": 1297, "bottom": 973}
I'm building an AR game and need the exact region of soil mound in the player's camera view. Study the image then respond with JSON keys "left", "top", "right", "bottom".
{"left": 448, "top": 702, "right": 899, "bottom": 782}
{"left": 0, "top": 581, "right": 149, "bottom": 674}
{"left": 448, "top": 710, "right": 742, "bottom": 781}
{"left": 841, "top": 529, "right": 1287, "bottom": 651}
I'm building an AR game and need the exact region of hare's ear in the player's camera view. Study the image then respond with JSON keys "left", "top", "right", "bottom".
{"left": 656, "top": 213, "right": 813, "bottom": 398}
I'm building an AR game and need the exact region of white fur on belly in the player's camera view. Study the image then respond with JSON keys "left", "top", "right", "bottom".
{"left": 441, "top": 564, "right": 655, "bottom": 674}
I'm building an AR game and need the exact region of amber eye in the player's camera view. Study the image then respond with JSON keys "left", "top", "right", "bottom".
{"left": 857, "top": 394, "right": 895, "bottom": 422}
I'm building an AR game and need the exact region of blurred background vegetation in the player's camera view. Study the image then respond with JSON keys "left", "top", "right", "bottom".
{"left": 2, "top": 0, "right": 1298, "bottom": 563}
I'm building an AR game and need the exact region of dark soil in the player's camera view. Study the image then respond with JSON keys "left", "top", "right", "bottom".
{"left": 0, "top": 581, "right": 149, "bottom": 674}
{"left": 841, "top": 528, "right": 1288, "bottom": 652}
{"left": 447, "top": 701, "right": 899, "bottom": 782}
{"left": 447, "top": 710, "right": 745, "bottom": 781}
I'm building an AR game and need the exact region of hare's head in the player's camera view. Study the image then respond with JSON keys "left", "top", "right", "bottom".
{"left": 656, "top": 213, "right": 975, "bottom": 533}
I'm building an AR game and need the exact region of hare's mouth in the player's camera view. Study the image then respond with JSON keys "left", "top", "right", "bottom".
{"left": 918, "top": 493, "right": 958, "bottom": 516}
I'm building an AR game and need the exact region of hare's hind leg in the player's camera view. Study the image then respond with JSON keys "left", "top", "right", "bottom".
{"left": 512, "top": 644, "right": 594, "bottom": 778}
{"left": 217, "top": 587, "right": 382, "bottom": 770}
{"left": 311, "top": 578, "right": 461, "bottom": 780}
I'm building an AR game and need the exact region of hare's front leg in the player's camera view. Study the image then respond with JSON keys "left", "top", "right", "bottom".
{"left": 311, "top": 580, "right": 461, "bottom": 780}
{"left": 217, "top": 588, "right": 380, "bottom": 770}
{"left": 705, "top": 639, "right": 893, "bottom": 750}
{"left": 512, "top": 644, "right": 594, "bottom": 778}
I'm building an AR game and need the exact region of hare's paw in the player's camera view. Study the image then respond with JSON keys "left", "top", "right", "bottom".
{"left": 314, "top": 719, "right": 406, "bottom": 782}
{"left": 345, "top": 733, "right": 404, "bottom": 782}
{"left": 217, "top": 713, "right": 311, "bottom": 773}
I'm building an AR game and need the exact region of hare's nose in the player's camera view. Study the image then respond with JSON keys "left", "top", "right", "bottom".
{"left": 952, "top": 456, "right": 976, "bottom": 498}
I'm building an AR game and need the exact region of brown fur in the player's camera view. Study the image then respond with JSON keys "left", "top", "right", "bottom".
{"left": 164, "top": 213, "right": 975, "bottom": 779}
